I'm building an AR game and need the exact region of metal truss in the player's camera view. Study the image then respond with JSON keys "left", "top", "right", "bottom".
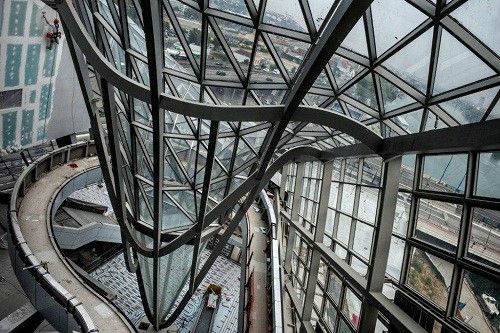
{"left": 49, "top": 0, "right": 500, "bottom": 330}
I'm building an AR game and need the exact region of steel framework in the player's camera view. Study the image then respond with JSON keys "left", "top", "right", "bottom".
{"left": 48, "top": 0, "right": 499, "bottom": 331}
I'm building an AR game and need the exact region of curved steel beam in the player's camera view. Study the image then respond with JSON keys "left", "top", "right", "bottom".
{"left": 292, "top": 106, "right": 382, "bottom": 152}
{"left": 158, "top": 94, "right": 284, "bottom": 121}
{"left": 58, "top": 1, "right": 150, "bottom": 103}
{"left": 56, "top": 0, "right": 382, "bottom": 146}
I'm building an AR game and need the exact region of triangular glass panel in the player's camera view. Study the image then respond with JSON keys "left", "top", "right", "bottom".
{"left": 345, "top": 74, "right": 378, "bottom": 110}
{"left": 379, "top": 76, "right": 415, "bottom": 112}
{"left": 195, "top": 142, "right": 227, "bottom": 184}
{"left": 250, "top": 36, "right": 286, "bottom": 83}
{"left": 244, "top": 93, "right": 259, "bottom": 106}
{"left": 135, "top": 137, "right": 154, "bottom": 182}
{"left": 161, "top": 193, "right": 194, "bottom": 230}
{"left": 326, "top": 100, "right": 344, "bottom": 114}
{"left": 299, "top": 123, "right": 328, "bottom": 134}
{"left": 242, "top": 128, "right": 267, "bottom": 151}
{"left": 252, "top": 89, "right": 286, "bottom": 105}
{"left": 346, "top": 104, "right": 373, "bottom": 122}
{"left": 451, "top": 0, "right": 499, "bottom": 55}
{"left": 382, "top": 28, "right": 432, "bottom": 94}
{"left": 313, "top": 70, "right": 332, "bottom": 89}
{"left": 308, "top": 0, "right": 336, "bottom": 30}
{"left": 371, "top": 0, "right": 427, "bottom": 56}
{"left": 389, "top": 109, "right": 423, "bottom": 134}
{"left": 164, "top": 139, "right": 190, "bottom": 185}
{"left": 233, "top": 138, "right": 255, "bottom": 171}
{"left": 169, "top": 190, "right": 197, "bottom": 221}
{"left": 340, "top": 17, "right": 368, "bottom": 57}
{"left": 209, "top": 0, "right": 250, "bottom": 17}
{"left": 239, "top": 121, "right": 261, "bottom": 130}
{"left": 163, "top": 8, "right": 196, "bottom": 76}
{"left": 268, "top": 33, "right": 310, "bottom": 79}
{"left": 137, "top": 183, "right": 154, "bottom": 228}
{"left": 329, "top": 54, "right": 365, "bottom": 88}
{"left": 439, "top": 87, "right": 499, "bottom": 124}
{"left": 304, "top": 93, "right": 329, "bottom": 107}
{"left": 433, "top": 30, "right": 496, "bottom": 95}
{"left": 263, "top": 0, "right": 308, "bottom": 33}
{"left": 215, "top": 136, "right": 236, "bottom": 171}
{"left": 486, "top": 101, "right": 500, "bottom": 121}
{"left": 424, "top": 110, "right": 448, "bottom": 131}
{"left": 216, "top": 18, "right": 256, "bottom": 77}
{"left": 170, "top": 138, "right": 197, "bottom": 180}
{"left": 206, "top": 25, "right": 241, "bottom": 81}
{"left": 208, "top": 179, "right": 227, "bottom": 202}
{"left": 219, "top": 121, "right": 234, "bottom": 134}
{"left": 368, "top": 122, "right": 382, "bottom": 136}
{"left": 210, "top": 86, "right": 245, "bottom": 105}
{"left": 132, "top": 97, "right": 152, "bottom": 125}
{"left": 164, "top": 111, "right": 195, "bottom": 136}
{"left": 171, "top": 0, "right": 202, "bottom": 65}
{"left": 203, "top": 88, "right": 216, "bottom": 104}
{"left": 170, "top": 76, "right": 201, "bottom": 101}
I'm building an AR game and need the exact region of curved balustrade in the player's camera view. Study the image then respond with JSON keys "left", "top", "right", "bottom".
{"left": 8, "top": 141, "right": 132, "bottom": 333}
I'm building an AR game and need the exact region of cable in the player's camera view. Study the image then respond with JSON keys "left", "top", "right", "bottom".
{"left": 40, "top": 14, "right": 60, "bottom": 145}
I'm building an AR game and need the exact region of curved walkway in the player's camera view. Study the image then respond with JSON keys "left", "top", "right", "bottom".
{"left": 15, "top": 154, "right": 133, "bottom": 332}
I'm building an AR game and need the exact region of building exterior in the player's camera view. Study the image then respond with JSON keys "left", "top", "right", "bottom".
{"left": 0, "top": 0, "right": 63, "bottom": 149}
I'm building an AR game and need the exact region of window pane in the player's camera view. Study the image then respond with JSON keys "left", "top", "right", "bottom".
{"left": 476, "top": 152, "right": 500, "bottom": 199}
{"left": 362, "top": 157, "right": 383, "bottom": 186}
{"left": 407, "top": 247, "right": 452, "bottom": 309}
{"left": 387, "top": 237, "right": 405, "bottom": 281}
{"left": 0, "top": 89, "right": 22, "bottom": 109}
{"left": 340, "top": 184, "right": 356, "bottom": 215}
{"left": 351, "top": 256, "right": 368, "bottom": 278}
{"left": 323, "top": 299, "right": 337, "bottom": 331}
{"left": 335, "top": 245, "right": 348, "bottom": 260}
{"left": 353, "top": 222, "right": 374, "bottom": 260}
{"left": 415, "top": 199, "right": 463, "bottom": 251}
{"left": 336, "top": 214, "right": 352, "bottom": 245}
{"left": 339, "top": 318, "right": 353, "bottom": 333}
{"left": 342, "top": 288, "right": 362, "bottom": 329}
{"left": 468, "top": 207, "right": 500, "bottom": 268}
{"left": 394, "top": 192, "right": 411, "bottom": 235}
{"left": 421, "top": 154, "right": 467, "bottom": 194}
{"left": 455, "top": 270, "right": 499, "bottom": 332}
{"left": 357, "top": 186, "right": 379, "bottom": 224}
{"left": 344, "top": 159, "right": 359, "bottom": 183}
{"left": 400, "top": 154, "right": 416, "bottom": 190}
{"left": 329, "top": 181, "right": 339, "bottom": 208}
{"left": 327, "top": 270, "right": 342, "bottom": 304}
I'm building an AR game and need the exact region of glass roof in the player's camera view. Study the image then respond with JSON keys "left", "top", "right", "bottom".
{"left": 91, "top": 0, "right": 500, "bottom": 149}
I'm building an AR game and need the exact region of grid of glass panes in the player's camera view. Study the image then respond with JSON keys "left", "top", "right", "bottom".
{"left": 323, "top": 157, "right": 383, "bottom": 279}
{"left": 291, "top": 230, "right": 313, "bottom": 309}
{"left": 312, "top": 258, "right": 365, "bottom": 333}
{"left": 386, "top": 151, "right": 500, "bottom": 333}
{"left": 298, "top": 161, "right": 324, "bottom": 234}
{"left": 284, "top": 162, "right": 298, "bottom": 213}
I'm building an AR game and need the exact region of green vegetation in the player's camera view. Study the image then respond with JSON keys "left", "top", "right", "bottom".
{"left": 407, "top": 250, "right": 448, "bottom": 309}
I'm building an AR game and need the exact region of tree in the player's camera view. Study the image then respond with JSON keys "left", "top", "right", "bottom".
{"left": 187, "top": 28, "right": 201, "bottom": 45}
